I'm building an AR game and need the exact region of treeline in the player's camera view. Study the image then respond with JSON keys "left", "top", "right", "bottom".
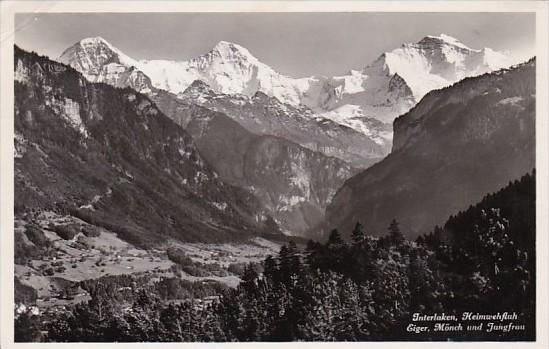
{"left": 16, "top": 172, "right": 535, "bottom": 341}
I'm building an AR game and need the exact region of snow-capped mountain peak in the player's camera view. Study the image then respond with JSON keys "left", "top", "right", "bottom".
{"left": 191, "top": 40, "right": 264, "bottom": 69}
{"left": 79, "top": 36, "right": 108, "bottom": 45}
{"left": 79, "top": 36, "right": 116, "bottom": 51}
{"left": 136, "top": 40, "right": 290, "bottom": 99}
{"left": 57, "top": 36, "right": 148, "bottom": 93}
{"left": 417, "top": 33, "right": 477, "bottom": 51}
{"left": 211, "top": 40, "right": 258, "bottom": 61}
{"left": 362, "top": 34, "right": 513, "bottom": 102}
{"left": 59, "top": 36, "right": 138, "bottom": 71}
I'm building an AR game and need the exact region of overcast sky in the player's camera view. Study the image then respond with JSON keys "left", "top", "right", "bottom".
{"left": 15, "top": 12, "right": 535, "bottom": 77}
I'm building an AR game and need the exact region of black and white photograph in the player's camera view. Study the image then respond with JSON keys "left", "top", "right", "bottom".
{"left": 1, "top": 1, "right": 548, "bottom": 346}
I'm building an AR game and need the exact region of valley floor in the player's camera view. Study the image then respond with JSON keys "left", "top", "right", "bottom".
{"left": 15, "top": 212, "right": 281, "bottom": 312}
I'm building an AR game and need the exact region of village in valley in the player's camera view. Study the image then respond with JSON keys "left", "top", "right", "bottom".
{"left": 15, "top": 210, "right": 281, "bottom": 315}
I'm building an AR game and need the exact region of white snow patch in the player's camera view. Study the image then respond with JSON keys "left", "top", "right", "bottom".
{"left": 483, "top": 48, "right": 513, "bottom": 70}
{"left": 319, "top": 105, "right": 392, "bottom": 143}
{"left": 427, "top": 34, "right": 474, "bottom": 51}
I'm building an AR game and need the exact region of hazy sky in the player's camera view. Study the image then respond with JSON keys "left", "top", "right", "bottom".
{"left": 15, "top": 12, "right": 535, "bottom": 77}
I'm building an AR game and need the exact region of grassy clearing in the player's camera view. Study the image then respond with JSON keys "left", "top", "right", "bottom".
{"left": 168, "top": 237, "right": 280, "bottom": 267}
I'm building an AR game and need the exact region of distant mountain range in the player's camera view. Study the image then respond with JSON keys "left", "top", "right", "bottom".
{"left": 324, "top": 58, "right": 535, "bottom": 239}
{"left": 58, "top": 34, "right": 513, "bottom": 148}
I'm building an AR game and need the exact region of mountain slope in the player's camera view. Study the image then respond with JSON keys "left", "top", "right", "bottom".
{"left": 15, "top": 46, "right": 271, "bottom": 245}
{"left": 324, "top": 58, "right": 535, "bottom": 239}
{"left": 162, "top": 103, "right": 356, "bottom": 235}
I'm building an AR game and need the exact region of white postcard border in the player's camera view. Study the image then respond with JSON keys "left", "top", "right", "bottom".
{"left": 1, "top": 1, "right": 547, "bottom": 348}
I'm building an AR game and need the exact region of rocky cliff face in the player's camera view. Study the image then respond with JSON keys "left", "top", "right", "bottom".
{"left": 149, "top": 102, "right": 356, "bottom": 235}
{"left": 173, "top": 81, "right": 388, "bottom": 167}
{"left": 324, "top": 59, "right": 535, "bottom": 239}
{"left": 15, "top": 46, "right": 270, "bottom": 245}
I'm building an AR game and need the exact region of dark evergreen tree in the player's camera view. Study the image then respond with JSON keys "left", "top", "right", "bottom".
{"left": 263, "top": 255, "right": 278, "bottom": 282}
{"left": 277, "top": 245, "right": 292, "bottom": 286}
{"left": 388, "top": 219, "right": 405, "bottom": 245}
{"left": 242, "top": 263, "right": 259, "bottom": 295}
{"left": 351, "top": 222, "right": 366, "bottom": 245}
{"left": 327, "top": 229, "right": 344, "bottom": 246}
{"left": 287, "top": 240, "right": 302, "bottom": 277}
